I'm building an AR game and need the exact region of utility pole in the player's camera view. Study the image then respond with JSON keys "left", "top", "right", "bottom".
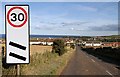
{"left": 16, "top": 64, "right": 20, "bottom": 76}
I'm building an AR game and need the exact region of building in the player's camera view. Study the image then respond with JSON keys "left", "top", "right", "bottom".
{"left": 65, "top": 40, "right": 74, "bottom": 46}
{"left": 93, "top": 42, "right": 102, "bottom": 46}
{"left": 85, "top": 41, "right": 93, "bottom": 46}
{"left": 30, "top": 41, "right": 41, "bottom": 45}
{"left": 103, "top": 42, "right": 120, "bottom": 47}
{"left": 83, "top": 41, "right": 102, "bottom": 47}
{"left": 30, "top": 39, "right": 54, "bottom": 46}
{"left": 46, "top": 42, "right": 53, "bottom": 46}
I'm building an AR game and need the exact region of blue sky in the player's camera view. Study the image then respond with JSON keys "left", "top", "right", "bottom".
{"left": 1, "top": 2, "right": 118, "bottom": 36}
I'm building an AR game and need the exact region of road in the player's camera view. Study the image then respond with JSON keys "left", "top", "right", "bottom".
{"left": 61, "top": 45, "right": 119, "bottom": 76}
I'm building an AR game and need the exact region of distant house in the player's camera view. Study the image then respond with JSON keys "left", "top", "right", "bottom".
{"left": 103, "top": 42, "right": 120, "bottom": 47}
{"left": 30, "top": 42, "right": 41, "bottom": 45}
{"left": 46, "top": 42, "right": 53, "bottom": 46}
{"left": 46, "top": 39, "right": 54, "bottom": 46}
{"left": 83, "top": 41, "right": 102, "bottom": 47}
{"left": 65, "top": 40, "right": 74, "bottom": 46}
{"left": 85, "top": 41, "right": 93, "bottom": 46}
{"left": 41, "top": 42, "right": 47, "bottom": 45}
{"left": 93, "top": 42, "right": 102, "bottom": 46}
{"left": 30, "top": 39, "right": 53, "bottom": 46}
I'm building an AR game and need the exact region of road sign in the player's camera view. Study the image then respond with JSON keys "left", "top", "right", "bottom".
{"left": 5, "top": 5, "right": 29, "bottom": 64}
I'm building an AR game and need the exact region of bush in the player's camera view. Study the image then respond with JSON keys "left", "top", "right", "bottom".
{"left": 70, "top": 44, "right": 75, "bottom": 49}
{"left": 52, "top": 39, "right": 66, "bottom": 56}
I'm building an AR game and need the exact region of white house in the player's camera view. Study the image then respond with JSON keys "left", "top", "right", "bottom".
{"left": 47, "top": 42, "right": 53, "bottom": 46}
{"left": 30, "top": 41, "right": 53, "bottom": 46}
{"left": 41, "top": 42, "right": 47, "bottom": 45}
{"left": 84, "top": 41, "right": 102, "bottom": 47}
{"left": 85, "top": 42, "right": 93, "bottom": 46}
{"left": 93, "top": 42, "right": 102, "bottom": 46}
{"left": 30, "top": 42, "right": 41, "bottom": 45}
{"left": 82, "top": 41, "right": 86, "bottom": 44}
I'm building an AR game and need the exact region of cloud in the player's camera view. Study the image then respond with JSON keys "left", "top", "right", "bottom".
{"left": 61, "top": 21, "right": 89, "bottom": 26}
{"left": 74, "top": 5, "right": 97, "bottom": 12}
{"left": 33, "top": 17, "right": 90, "bottom": 31}
{"left": 69, "top": 28, "right": 85, "bottom": 31}
{"left": 89, "top": 24, "right": 118, "bottom": 31}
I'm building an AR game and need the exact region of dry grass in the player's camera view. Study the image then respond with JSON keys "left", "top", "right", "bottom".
{"left": 0, "top": 44, "right": 2, "bottom": 75}
{"left": 0, "top": 44, "right": 2, "bottom": 55}
{"left": 2, "top": 43, "right": 75, "bottom": 75}
{"left": 0, "top": 44, "right": 52, "bottom": 55}
{"left": 21, "top": 47, "right": 75, "bottom": 75}
{"left": 30, "top": 45, "right": 52, "bottom": 55}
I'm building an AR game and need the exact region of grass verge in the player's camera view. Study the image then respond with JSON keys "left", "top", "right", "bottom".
{"left": 21, "top": 47, "right": 75, "bottom": 75}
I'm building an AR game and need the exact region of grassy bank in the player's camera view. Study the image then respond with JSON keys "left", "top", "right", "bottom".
{"left": 21, "top": 47, "right": 75, "bottom": 75}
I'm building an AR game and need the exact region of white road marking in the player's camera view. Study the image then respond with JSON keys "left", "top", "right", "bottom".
{"left": 91, "top": 59, "right": 95, "bottom": 62}
{"left": 106, "top": 70, "right": 113, "bottom": 76}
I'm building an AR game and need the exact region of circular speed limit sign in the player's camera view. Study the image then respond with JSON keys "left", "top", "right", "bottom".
{"left": 7, "top": 6, "right": 27, "bottom": 27}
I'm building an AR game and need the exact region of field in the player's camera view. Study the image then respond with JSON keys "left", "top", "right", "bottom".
{"left": 1, "top": 44, "right": 52, "bottom": 55}
{"left": 2, "top": 43, "right": 75, "bottom": 75}
{"left": 21, "top": 46, "right": 75, "bottom": 75}
{"left": 30, "top": 45, "right": 52, "bottom": 55}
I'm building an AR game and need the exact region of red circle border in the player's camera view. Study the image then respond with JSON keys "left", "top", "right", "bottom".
{"left": 7, "top": 6, "right": 27, "bottom": 28}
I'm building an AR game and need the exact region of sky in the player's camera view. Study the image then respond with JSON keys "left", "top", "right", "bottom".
{"left": 1, "top": 0, "right": 120, "bottom": 2}
{"left": 1, "top": 2, "right": 119, "bottom": 36}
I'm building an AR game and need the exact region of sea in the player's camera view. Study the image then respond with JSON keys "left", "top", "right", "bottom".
{"left": 0, "top": 34, "right": 81, "bottom": 38}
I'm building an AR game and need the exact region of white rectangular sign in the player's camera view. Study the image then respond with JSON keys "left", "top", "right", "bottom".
{"left": 6, "top": 5, "right": 29, "bottom": 64}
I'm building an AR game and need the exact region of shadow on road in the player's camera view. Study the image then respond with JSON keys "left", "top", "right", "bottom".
{"left": 81, "top": 47, "right": 120, "bottom": 68}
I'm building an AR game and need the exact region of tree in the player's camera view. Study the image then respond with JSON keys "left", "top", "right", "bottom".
{"left": 52, "top": 39, "right": 66, "bottom": 56}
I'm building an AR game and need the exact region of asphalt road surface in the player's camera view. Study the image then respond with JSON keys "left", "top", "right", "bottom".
{"left": 61, "top": 45, "right": 119, "bottom": 76}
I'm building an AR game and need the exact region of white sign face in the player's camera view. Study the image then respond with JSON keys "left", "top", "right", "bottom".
{"left": 6, "top": 5, "right": 29, "bottom": 64}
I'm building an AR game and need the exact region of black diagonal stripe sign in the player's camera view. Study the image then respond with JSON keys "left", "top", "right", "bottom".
{"left": 9, "top": 41, "right": 26, "bottom": 50}
{"left": 9, "top": 52, "right": 26, "bottom": 61}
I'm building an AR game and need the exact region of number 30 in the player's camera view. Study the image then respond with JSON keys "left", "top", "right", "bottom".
{"left": 11, "top": 13, "right": 24, "bottom": 22}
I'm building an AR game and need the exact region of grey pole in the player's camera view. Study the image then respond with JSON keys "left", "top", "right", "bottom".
{"left": 16, "top": 64, "right": 20, "bottom": 76}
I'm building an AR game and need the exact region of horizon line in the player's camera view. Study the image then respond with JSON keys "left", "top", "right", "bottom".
{"left": 0, "top": 34, "right": 119, "bottom": 37}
